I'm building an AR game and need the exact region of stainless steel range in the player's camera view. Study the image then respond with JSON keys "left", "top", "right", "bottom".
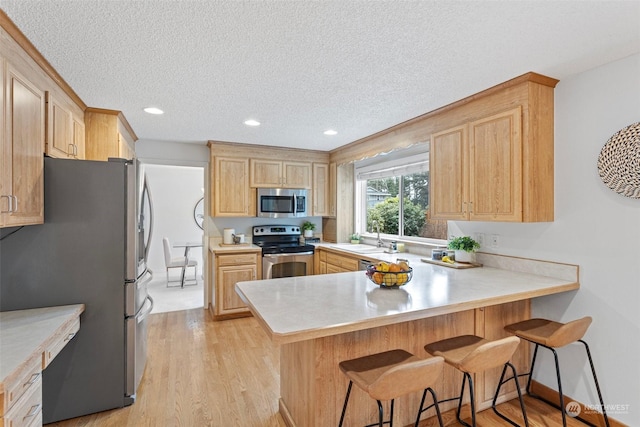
{"left": 253, "top": 225, "right": 315, "bottom": 279}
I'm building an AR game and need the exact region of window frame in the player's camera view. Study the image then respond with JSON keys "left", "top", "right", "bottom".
{"left": 354, "top": 147, "right": 447, "bottom": 245}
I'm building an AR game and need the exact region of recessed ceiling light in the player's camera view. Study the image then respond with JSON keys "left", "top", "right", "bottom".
{"left": 143, "top": 107, "right": 164, "bottom": 115}
{"left": 324, "top": 129, "right": 338, "bottom": 135}
{"left": 244, "top": 119, "right": 261, "bottom": 126}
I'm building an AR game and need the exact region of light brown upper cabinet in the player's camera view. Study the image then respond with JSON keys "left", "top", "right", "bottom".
{"left": 312, "top": 163, "right": 330, "bottom": 216}
{"left": 431, "top": 107, "right": 524, "bottom": 221}
{"left": 250, "top": 159, "right": 311, "bottom": 189}
{"left": 46, "top": 92, "right": 85, "bottom": 159}
{"left": 84, "top": 108, "right": 136, "bottom": 161}
{"left": 212, "top": 157, "right": 253, "bottom": 217}
{"left": 1, "top": 62, "right": 46, "bottom": 227}
{"left": 430, "top": 76, "right": 555, "bottom": 223}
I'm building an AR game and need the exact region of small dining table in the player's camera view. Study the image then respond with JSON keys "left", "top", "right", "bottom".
{"left": 172, "top": 241, "right": 203, "bottom": 288}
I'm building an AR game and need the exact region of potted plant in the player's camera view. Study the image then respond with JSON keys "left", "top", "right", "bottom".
{"left": 349, "top": 233, "right": 360, "bottom": 244}
{"left": 448, "top": 236, "right": 480, "bottom": 263}
{"left": 301, "top": 221, "right": 316, "bottom": 238}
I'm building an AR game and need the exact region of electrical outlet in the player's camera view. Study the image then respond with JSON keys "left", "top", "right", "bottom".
{"left": 490, "top": 234, "right": 499, "bottom": 248}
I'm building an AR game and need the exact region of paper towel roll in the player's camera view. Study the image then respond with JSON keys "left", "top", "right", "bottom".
{"left": 223, "top": 228, "right": 235, "bottom": 245}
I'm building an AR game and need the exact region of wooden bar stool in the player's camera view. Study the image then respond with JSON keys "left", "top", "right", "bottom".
{"left": 423, "top": 335, "right": 529, "bottom": 427}
{"left": 504, "top": 316, "right": 609, "bottom": 427}
{"left": 338, "top": 349, "right": 445, "bottom": 427}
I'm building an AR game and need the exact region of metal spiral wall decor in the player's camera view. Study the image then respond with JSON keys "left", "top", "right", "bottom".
{"left": 597, "top": 121, "right": 640, "bottom": 198}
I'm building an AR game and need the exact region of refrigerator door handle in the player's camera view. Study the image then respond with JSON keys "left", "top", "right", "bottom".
{"left": 136, "top": 295, "right": 154, "bottom": 323}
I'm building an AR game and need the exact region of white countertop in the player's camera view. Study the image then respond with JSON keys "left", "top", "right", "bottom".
{"left": 0, "top": 304, "right": 85, "bottom": 392}
{"left": 236, "top": 261, "right": 579, "bottom": 344}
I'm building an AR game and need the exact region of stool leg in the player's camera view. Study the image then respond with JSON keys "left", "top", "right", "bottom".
{"left": 456, "top": 372, "right": 475, "bottom": 427}
{"left": 338, "top": 380, "right": 352, "bottom": 427}
{"left": 375, "top": 399, "right": 388, "bottom": 427}
{"left": 550, "top": 347, "right": 568, "bottom": 427}
{"left": 580, "top": 340, "right": 610, "bottom": 427}
{"left": 414, "top": 387, "right": 444, "bottom": 427}
{"left": 526, "top": 343, "right": 540, "bottom": 394}
{"left": 492, "top": 362, "right": 530, "bottom": 427}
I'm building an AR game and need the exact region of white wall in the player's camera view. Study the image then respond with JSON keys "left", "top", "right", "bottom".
{"left": 144, "top": 164, "right": 205, "bottom": 279}
{"left": 449, "top": 53, "right": 640, "bottom": 424}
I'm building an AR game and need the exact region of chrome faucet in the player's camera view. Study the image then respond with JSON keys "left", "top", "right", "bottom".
{"left": 372, "top": 220, "right": 384, "bottom": 247}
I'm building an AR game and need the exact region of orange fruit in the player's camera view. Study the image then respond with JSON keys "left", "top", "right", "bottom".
{"left": 372, "top": 272, "right": 383, "bottom": 285}
{"left": 388, "top": 263, "right": 401, "bottom": 273}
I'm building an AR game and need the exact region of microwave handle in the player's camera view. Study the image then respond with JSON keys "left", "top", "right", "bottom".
{"left": 293, "top": 194, "right": 297, "bottom": 215}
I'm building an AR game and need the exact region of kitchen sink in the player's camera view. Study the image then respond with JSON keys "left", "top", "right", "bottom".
{"left": 329, "top": 244, "right": 387, "bottom": 254}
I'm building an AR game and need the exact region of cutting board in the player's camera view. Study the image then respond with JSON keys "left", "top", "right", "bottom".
{"left": 421, "top": 258, "right": 482, "bottom": 269}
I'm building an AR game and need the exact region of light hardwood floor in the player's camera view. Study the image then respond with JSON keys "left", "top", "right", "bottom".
{"left": 48, "top": 309, "right": 594, "bottom": 427}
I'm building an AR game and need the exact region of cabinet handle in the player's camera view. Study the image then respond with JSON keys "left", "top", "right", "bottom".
{"left": 0, "top": 195, "right": 11, "bottom": 213}
{"left": 24, "top": 372, "right": 40, "bottom": 387}
{"left": 12, "top": 196, "right": 18, "bottom": 213}
{"left": 65, "top": 332, "right": 76, "bottom": 342}
{"left": 23, "top": 403, "right": 41, "bottom": 420}
{"left": 68, "top": 143, "right": 74, "bottom": 156}
{"left": 469, "top": 201, "right": 473, "bottom": 213}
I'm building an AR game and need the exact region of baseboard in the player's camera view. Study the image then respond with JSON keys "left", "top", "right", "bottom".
{"left": 530, "top": 380, "right": 626, "bottom": 427}
{"left": 279, "top": 398, "right": 296, "bottom": 427}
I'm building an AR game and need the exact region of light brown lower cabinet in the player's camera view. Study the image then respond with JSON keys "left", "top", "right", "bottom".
{"left": 316, "top": 248, "right": 370, "bottom": 275}
{"left": 212, "top": 251, "right": 261, "bottom": 320}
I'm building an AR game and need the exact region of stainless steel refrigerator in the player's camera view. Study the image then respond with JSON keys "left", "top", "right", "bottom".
{"left": 0, "top": 156, "right": 153, "bottom": 423}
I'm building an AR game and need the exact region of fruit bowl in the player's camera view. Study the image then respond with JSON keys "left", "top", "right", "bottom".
{"left": 365, "top": 264, "right": 413, "bottom": 288}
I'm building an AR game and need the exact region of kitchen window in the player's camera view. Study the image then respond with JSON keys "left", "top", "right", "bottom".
{"left": 354, "top": 145, "right": 448, "bottom": 241}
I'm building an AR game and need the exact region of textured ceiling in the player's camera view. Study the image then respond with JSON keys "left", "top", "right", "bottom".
{"left": 1, "top": 1, "right": 639, "bottom": 151}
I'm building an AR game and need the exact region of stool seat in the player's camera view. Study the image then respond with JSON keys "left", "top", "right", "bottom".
{"left": 425, "top": 335, "right": 520, "bottom": 374}
{"left": 424, "top": 335, "right": 528, "bottom": 427}
{"left": 338, "top": 349, "right": 444, "bottom": 427}
{"left": 504, "top": 317, "right": 591, "bottom": 348}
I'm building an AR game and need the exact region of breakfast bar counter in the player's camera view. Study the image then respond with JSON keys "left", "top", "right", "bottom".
{"left": 236, "top": 255, "right": 579, "bottom": 427}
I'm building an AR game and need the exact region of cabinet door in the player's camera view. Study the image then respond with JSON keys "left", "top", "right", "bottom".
{"left": 469, "top": 107, "right": 522, "bottom": 221}
{"left": 218, "top": 264, "right": 257, "bottom": 312}
{"left": 312, "top": 163, "right": 330, "bottom": 216}
{"left": 46, "top": 93, "right": 72, "bottom": 158}
{"left": 250, "top": 159, "right": 282, "bottom": 187}
{"left": 430, "top": 125, "right": 468, "bottom": 220}
{"left": 2, "top": 65, "right": 45, "bottom": 227}
{"left": 328, "top": 162, "right": 337, "bottom": 217}
{"left": 214, "top": 157, "right": 251, "bottom": 216}
{"left": 283, "top": 161, "right": 311, "bottom": 188}
{"left": 72, "top": 116, "right": 85, "bottom": 159}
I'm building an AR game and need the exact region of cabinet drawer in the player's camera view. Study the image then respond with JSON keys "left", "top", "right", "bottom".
{"left": 0, "top": 358, "right": 40, "bottom": 417}
{"left": 325, "top": 252, "right": 359, "bottom": 271}
{"left": 2, "top": 371, "right": 42, "bottom": 427}
{"left": 217, "top": 253, "right": 257, "bottom": 266}
{"left": 42, "top": 317, "right": 80, "bottom": 369}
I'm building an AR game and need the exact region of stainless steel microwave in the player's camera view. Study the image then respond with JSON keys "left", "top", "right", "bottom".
{"left": 257, "top": 188, "right": 307, "bottom": 218}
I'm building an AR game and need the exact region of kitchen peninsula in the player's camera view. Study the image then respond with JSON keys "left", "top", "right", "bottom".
{"left": 236, "top": 254, "right": 579, "bottom": 427}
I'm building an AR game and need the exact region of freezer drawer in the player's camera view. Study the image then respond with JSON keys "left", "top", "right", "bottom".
{"left": 125, "top": 294, "right": 153, "bottom": 398}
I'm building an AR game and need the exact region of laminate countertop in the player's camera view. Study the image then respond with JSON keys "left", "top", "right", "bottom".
{"left": 0, "top": 304, "right": 85, "bottom": 394}
{"left": 236, "top": 257, "right": 579, "bottom": 344}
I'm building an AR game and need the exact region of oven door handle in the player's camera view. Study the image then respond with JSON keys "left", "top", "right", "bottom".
{"left": 263, "top": 251, "right": 314, "bottom": 258}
